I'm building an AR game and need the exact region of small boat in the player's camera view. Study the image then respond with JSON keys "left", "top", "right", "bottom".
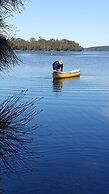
{"left": 53, "top": 69, "right": 80, "bottom": 79}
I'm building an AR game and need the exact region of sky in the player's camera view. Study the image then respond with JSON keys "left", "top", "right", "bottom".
{"left": 9, "top": 0, "right": 109, "bottom": 48}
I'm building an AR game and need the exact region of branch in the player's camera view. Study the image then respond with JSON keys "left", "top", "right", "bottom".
{"left": 0, "top": 90, "right": 42, "bottom": 170}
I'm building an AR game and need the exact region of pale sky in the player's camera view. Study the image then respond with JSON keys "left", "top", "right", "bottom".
{"left": 9, "top": 0, "right": 109, "bottom": 48}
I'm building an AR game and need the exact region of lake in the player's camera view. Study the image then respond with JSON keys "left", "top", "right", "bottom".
{"left": 1, "top": 51, "right": 109, "bottom": 194}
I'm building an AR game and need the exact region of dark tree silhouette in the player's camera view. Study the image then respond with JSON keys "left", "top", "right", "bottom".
{"left": 0, "top": 36, "right": 18, "bottom": 70}
{"left": 0, "top": 0, "right": 27, "bottom": 70}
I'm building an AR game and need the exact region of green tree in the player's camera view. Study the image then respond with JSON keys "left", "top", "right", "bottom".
{"left": 10, "top": 37, "right": 83, "bottom": 51}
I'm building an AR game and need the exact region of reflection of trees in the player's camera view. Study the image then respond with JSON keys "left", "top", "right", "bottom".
{"left": 0, "top": 90, "right": 41, "bottom": 170}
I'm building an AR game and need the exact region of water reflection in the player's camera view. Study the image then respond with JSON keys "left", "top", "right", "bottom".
{"left": 53, "top": 77, "right": 80, "bottom": 93}
{"left": 53, "top": 79, "right": 63, "bottom": 93}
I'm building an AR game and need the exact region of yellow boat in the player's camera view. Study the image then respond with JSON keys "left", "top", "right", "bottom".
{"left": 53, "top": 69, "right": 80, "bottom": 79}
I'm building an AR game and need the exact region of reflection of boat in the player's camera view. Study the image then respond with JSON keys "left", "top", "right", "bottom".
{"left": 53, "top": 69, "right": 80, "bottom": 79}
{"left": 53, "top": 76, "right": 80, "bottom": 93}
{"left": 53, "top": 79, "right": 63, "bottom": 93}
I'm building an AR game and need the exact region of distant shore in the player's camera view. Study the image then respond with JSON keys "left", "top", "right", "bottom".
{"left": 10, "top": 38, "right": 109, "bottom": 51}
{"left": 84, "top": 46, "right": 109, "bottom": 51}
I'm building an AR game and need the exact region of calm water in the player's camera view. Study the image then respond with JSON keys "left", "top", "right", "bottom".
{"left": 1, "top": 51, "right": 109, "bottom": 194}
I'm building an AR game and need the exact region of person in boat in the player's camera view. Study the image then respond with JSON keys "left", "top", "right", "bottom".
{"left": 52, "top": 60, "right": 64, "bottom": 72}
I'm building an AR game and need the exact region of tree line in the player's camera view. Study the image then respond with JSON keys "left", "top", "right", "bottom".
{"left": 10, "top": 37, "right": 83, "bottom": 51}
{"left": 85, "top": 46, "right": 109, "bottom": 51}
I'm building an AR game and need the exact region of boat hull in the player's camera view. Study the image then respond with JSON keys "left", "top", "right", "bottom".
{"left": 53, "top": 69, "right": 80, "bottom": 79}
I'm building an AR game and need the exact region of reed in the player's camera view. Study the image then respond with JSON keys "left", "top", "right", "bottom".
{"left": 0, "top": 90, "right": 41, "bottom": 170}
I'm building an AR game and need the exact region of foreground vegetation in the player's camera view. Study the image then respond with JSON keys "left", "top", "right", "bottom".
{"left": 0, "top": 0, "right": 41, "bottom": 171}
{"left": 10, "top": 37, "right": 83, "bottom": 51}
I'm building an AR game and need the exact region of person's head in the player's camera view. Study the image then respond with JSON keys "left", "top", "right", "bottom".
{"left": 59, "top": 60, "right": 64, "bottom": 65}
